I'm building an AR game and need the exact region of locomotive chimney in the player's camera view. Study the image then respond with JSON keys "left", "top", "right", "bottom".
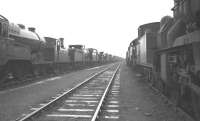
{"left": 28, "top": 27, "right": 36, "bottom": 32}
{"left": 59, "top": 38, "right": 65, "bottom": 49}
{"left": 18, "top": 24, "right": 25, "bottom": 29}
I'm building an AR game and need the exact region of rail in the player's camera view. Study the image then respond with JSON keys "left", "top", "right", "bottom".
{"left": 16, "top": 63, "right": 117, "bottom": 121}
{"left": 91, "top": 64, "right": 120, "bottom": 121}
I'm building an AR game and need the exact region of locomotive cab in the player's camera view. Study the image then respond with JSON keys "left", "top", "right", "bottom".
{"left": 0, "top": 15, "right": 9, "bottom": 79}
{"left": 0, "top": 15, "right": 9, "bottom": 38}
{"left": 85, "top": 48, "right": 98, "bottom": 63}
{"left": 68, "top": 45, "right": 85, "bottom": 64}
{"left": 0, "top": 15, "right": 9, "bottom": 60}
{"left": 0, "top": 15, "right": 10, "bottom": 66}
{"left": 98, "top": 52, "right": 104, "bottom": 63}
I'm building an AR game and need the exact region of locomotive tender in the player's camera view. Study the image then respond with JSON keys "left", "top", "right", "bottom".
{"left": 126, "top": 0, "right": 200, "bottom": 120}
{"left": 0, "top": 15, "right": 116, "bottom": 81}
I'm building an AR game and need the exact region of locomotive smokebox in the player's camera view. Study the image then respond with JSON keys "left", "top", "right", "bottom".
{"left": 28, "top": 27, "right": 36, "bottom": 32}
{"left": 157, "top": 16, "right": 173, "bottom": 48}
{"left": 9, "top": 23, "right": 46, "bottom": 53}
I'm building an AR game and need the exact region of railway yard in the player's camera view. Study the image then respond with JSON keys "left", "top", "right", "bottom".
{"left": 0, "top": 62, "right": 195, "bottom": 121}
{"left": 1, "top": 0, "right": 200, "bottom": 121}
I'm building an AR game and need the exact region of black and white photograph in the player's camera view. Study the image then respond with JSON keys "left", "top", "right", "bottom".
{"left": 0, "top": 0, "right": 199, "bottom": 121}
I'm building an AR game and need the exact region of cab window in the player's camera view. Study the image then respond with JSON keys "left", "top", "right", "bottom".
{"left": 0, "top": 22, "right": 8, "bottom": 37}
{"left": 0, "top": 22, "right": 2, "bottom": 36}
{"left": 2, "top": 23, "right": 8, "bottom": 37}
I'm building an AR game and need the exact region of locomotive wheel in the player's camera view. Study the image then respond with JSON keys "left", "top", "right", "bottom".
{"left": 0, "top": 67, "right": 4, "bottom": 79}
{"left": 151, "top": 72, "right": 157, "bottom": 88}
{"left": 0, "top": 62, "right": 18, "bottom": 81}
{"left": 39, "top": 65, "right": 47, "bottom": 76}
{"left": 173, "top": 89, "right": 181, "bottom": 107}
{"left": 191, "top": 90, "right": 200, "bottom": 120}
{"left": 10, "top": 62, "right": 25, "bottom": 80}
{"left": 46, "top": 65, "right": 55, "bottom": 75}
{"left": 0, "top": 66, "right": 8, "bottom": 83}
{"left": 32, "top": 64, "right": 44, "bottom": 77}
{"left": 3, "top": 61, "right": 34, "bottom": 81}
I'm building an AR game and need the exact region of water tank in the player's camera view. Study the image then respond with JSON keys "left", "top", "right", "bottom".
{"left": 138, "top": 22, "right": 160, "bottom": 37}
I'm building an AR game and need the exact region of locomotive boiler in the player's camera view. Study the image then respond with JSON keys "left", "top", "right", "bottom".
{"left": 0, "top": 20, "right": 68, "bottom": 79}
{"left": 0, "top": 15, "right": 47, "bottom": 79}
{"left": 0, "top": 15, "right": 70, "bottom": 80}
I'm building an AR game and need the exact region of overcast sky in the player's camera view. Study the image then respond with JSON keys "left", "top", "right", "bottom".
{"left": 1, "top": 0, "right": 173, "bottom": 58}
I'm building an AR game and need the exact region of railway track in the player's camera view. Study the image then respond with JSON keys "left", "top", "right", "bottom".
{"left": 16, "top": 63, "right": 120, "bottom": 121}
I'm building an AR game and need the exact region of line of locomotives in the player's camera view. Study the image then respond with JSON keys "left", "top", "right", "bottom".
{"left": 0, "top": 15, "right": 120, "bottom": 82}
{"left": 126, "top": 0, "right": 200, "bottom": 120}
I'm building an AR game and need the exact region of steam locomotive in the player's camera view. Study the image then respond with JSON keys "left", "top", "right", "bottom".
{"left": 0, "top": 15, "right": 117, "bottom": 81}
{"left": 126, "top": 0, "right": 200, "bottom": 120}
